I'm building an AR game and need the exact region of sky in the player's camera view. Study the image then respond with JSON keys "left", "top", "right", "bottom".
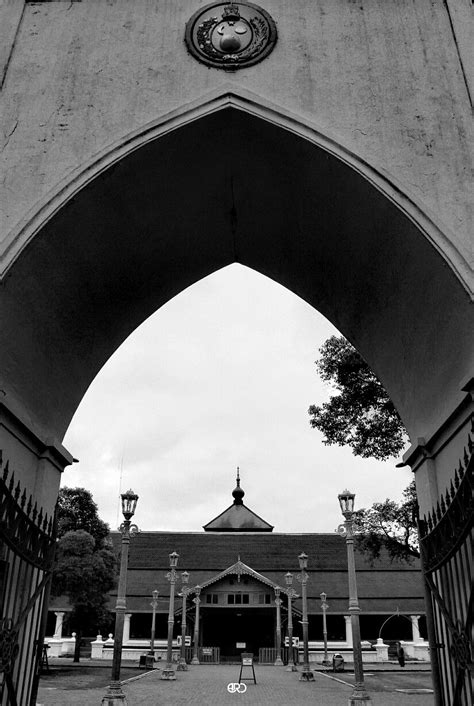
{"left": 62, "top": 264, "right": 412, "bottom": 534}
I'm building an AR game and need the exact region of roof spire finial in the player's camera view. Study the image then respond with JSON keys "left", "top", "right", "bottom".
{"left": 232, "top": 466, "right": 244, "bottom": 505}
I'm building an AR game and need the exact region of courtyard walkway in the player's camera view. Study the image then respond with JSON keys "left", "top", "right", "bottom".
{"left": 37, "top": 661, "right": 434, "bottom": 706}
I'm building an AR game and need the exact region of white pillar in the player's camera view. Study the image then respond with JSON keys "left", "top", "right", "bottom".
{"left": 344, "top": 615, "right": 353, "bottom": 647}
{"left": 410, "top": 615, "right": 421, "bottom": 643}
{"left": 375, "top": 638, "right": 388, "bottom": 662}
{"left": 53, "top": 611, "right": 65, "bottom": 638}
{"left": 91, "top": 635, "right": 105, "bottom": 659}
{"left": 123, "top": 613, "right": 132, "bottom": 644}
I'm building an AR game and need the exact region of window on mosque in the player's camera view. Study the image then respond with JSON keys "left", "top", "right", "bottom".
{"left": 227, "top": 593, "right": 250, "bottom": 604}
{"left": 206, "top": 594, "right": 219, "bottom": 604}
{"left": 258, "top": 593, "right": 272, "bottom": 604}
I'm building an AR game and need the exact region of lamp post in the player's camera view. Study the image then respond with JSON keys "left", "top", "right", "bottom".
{"left": 102, "top": 490, "right": 139, "bottom": 706}
{"left": 148, "top": 590, "right": 159, "bottom": 657}
{"left": 338, "top": 489, "right": 372, "bottom": 705}
{"left": 284, "top": 572, "right": 299, "bottom": 671}
{"left": 177, "top": 571, "right": 190, "bottom": 671}
{"left": 297, "top": 552, "right": 314, "bottom": 681}
{"left": 191, "top": 586, "right": 201, "bottom": 664}
{"left": 274, "top": 586, "right": 283, "bottom": 666}
{"left": 160, "top": 551, "right": 179, "bottom": 680}
{"left": 320, "top": 592, "right": 330, "bottom": 667}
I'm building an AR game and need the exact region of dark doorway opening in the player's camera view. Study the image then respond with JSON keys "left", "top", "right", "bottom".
{"left": 201, "top": 607, "right": 274, "bottom": 662}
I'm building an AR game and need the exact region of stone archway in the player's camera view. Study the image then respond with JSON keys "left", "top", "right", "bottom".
{"left": 1, "top": 93, "right": 471, "bottom": 469}
{"left": 0, "top": 93, "right": 472, "bottom": 705}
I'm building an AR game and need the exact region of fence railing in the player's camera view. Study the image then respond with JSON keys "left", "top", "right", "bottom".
{"left": 0, "top": 453, "right": 57, "bottom": 706}
{"left": 198, "top": 646, "right": 220, "bottom": 663}
{"left": 418, "top": 416, "right": 473, "bottom": 706}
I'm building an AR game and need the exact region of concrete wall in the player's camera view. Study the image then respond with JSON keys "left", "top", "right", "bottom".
{"left": 1, "top": 0, "right": 472, "bottom": 280}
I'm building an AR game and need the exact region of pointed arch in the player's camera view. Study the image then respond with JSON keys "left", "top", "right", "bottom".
{"left": 0, "top": 89, "right": 472, "bottom": 446}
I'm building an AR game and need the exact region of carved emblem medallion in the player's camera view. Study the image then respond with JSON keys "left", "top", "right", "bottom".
{"left": 185, "top": 2, "right": 277, "bottom": 70}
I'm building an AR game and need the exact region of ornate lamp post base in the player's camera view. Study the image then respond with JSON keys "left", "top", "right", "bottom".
{"left": 191, "top": 655, "right": 200, "bottom": 665}
{"left": 176, "top": 657, "right": 188, "bottom": 671}
{"left": 349, "top": 684, "right": 372, "bottom": 705}
{"left": 286, "top": 663, "right": 298, "bottom": 671}
{"left": 160, "top": 666, "right": 176, "bottom": 680}
{"left": 299, "top": 668, "right": 315, "bottom": 681}
{"left": 101, "top": 682, "right": 128, "bottom": 705}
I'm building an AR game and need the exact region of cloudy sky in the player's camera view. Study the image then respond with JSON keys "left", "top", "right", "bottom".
{"left": 62, "top": 264, "right": 412, "bottom": 534}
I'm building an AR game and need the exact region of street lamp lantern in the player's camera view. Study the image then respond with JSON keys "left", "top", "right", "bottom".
{"left": 102, "top": 491, "right": 139, "bottom": 706}
{"left": 161, "top": 552, "right": 179, "bottom": 680}
{"left": 338, "top": 489, "right": 355, "bottom": 516}
{"left": 296, "top": 553, "right": 314, "bottom": 681}
{"left": 177, "top": 571, "right": 191, "bottom": 671}
{"left": 121, "top": 489, "right": 138, "bottom": 520}
{"left": 298, "top": 552, "right": 308, "bottom": 570}
{"left": 274, "top": 586, "right": 284, "bottom": 666}
{"left": 191, "top": 586, "right": 201, "bottom": 665}
{"left": 284, "top": 572, "right": 298, "bottom": 672}
{"left": 320, "top": 592, "right": 330, "bottom": 667}
{"left": 338, "top": 490, "right": 372, "bottom": 705}
{"left": 148, "top": 590, "right": 159, "bottom": 657}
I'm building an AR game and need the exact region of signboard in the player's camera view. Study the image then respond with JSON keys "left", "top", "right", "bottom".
{"left": 177, "top": 636, "right": 192, "bottom": 646}
{"left": 236, "top": 642, "right": 246, "bottom": 649}
{"left": 242, "top": 656, "right": 253, "bottom": 665}
{"left": 202, "top": 647, "right": 213, "bottom": 655}
{"left": 284, "top": 637, "right": 300, "bottom": 647}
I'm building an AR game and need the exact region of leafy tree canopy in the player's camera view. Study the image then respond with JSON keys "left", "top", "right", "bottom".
{"left": 57, "top": 487, "right": 110, "bottom": 547}
{"left": 52, "top": 488, "right": 117, "bottom": 656}
{"left": 51, "top": 529, "right": 117, "bottom": 636}
{"left": 353, "top": 480, "right": 420, "bottom": 563}
{"left": 308, "top": 335, "right": 408, "bottom": 460}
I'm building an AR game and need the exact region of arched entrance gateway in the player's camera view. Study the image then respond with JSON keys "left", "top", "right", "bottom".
{"left": 0, "top": 3, "right": 472, "bottom": 705}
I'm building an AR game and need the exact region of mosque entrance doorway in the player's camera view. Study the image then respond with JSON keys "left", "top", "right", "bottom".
{"left": 201, "top": 607, "right": 274, "bottom": 663}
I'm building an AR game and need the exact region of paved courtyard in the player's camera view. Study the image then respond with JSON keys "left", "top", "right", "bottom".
{"left": 37, "top": 662, "right": 434, "bottom": 706}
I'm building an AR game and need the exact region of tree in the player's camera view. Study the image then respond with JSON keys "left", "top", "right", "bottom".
{"left": 51, "top": 530, "right": 117, "bottom": 661}
{"left": 308, "top": 335, "right": 417, "bottom": 562}
{"left": 57, "top": 487, "right": 110, "bottom": 547}
{"left": 353, "top": 480, "right": 420, "bottom": 563}
{"left": 52, "top": 489, "right": 117, "bottom": 660}
{"left": 308, "top": 335, "right": 407, "bottom": 461}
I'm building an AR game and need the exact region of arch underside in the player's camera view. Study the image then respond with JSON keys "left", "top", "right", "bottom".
{"left": 1, "top": 107, "right": 472, "bottom": 443}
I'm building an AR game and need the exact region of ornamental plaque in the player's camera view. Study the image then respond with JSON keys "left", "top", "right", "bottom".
{"left": 185, "top": 2, "right": 277, "bottom": 70}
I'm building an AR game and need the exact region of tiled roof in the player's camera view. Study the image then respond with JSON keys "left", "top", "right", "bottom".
{"left": 116, "top": 531, "right": 420, "bottom": 574}
{"left": 85, "top": 531, "right": 424, "bottom": 615}
{"left": 203, "top": 503, "right": 273, "bottom": 531}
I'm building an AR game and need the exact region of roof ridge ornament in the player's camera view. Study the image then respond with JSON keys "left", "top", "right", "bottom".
{"left": 185, "top": 2, "right": 277, "bottom": 71}
{"left": 232, "top": 467, "right": 245, "bottom": 504}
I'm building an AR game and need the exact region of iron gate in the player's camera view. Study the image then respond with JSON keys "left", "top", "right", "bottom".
{"left": 418, "top": 417, "right": 473, "bottom": 706}
{"left": 0, "top": 452, "right": 56, "bottom": 706}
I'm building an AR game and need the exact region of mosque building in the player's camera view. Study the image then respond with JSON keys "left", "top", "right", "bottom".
{"left": 47, "top": 471, "right": 428, "bottom": 663}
